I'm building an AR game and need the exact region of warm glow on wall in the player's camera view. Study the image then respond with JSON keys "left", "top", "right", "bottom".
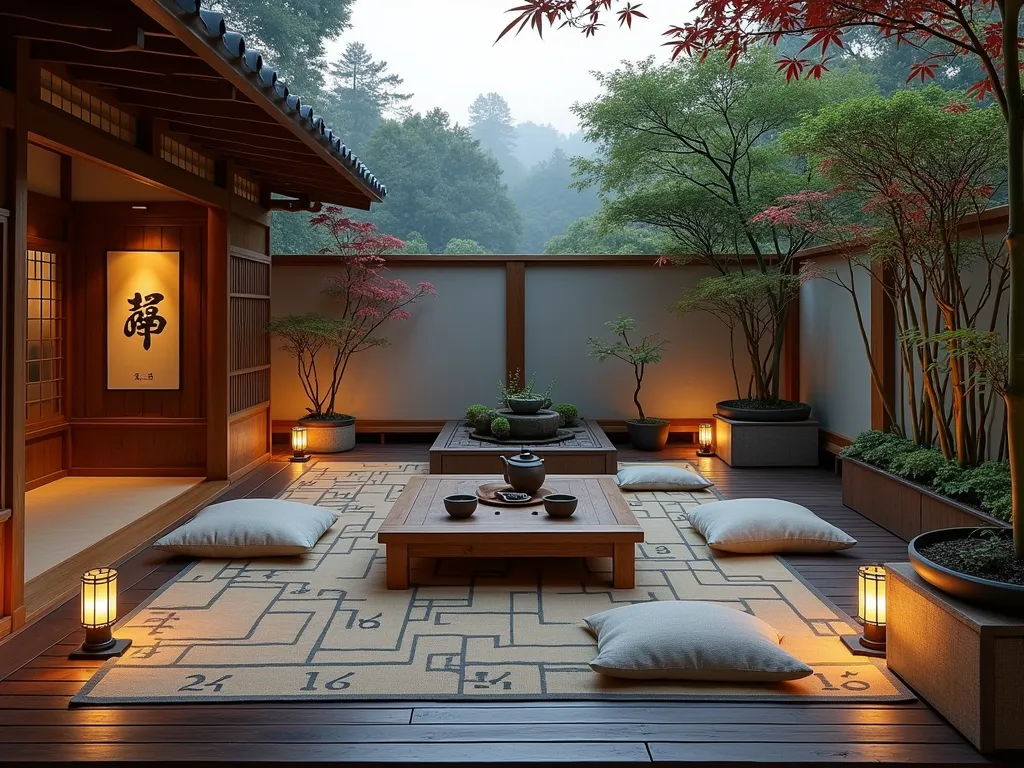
{"left": 106, "top": 250, "right": 180, "bottom": 390}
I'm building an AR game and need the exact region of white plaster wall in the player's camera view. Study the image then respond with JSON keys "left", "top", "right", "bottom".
{"left": 799, "top": 256, "right": 873, "bottom": 439}
{"left": 271, "top": 265, "right": 505, "bottom": 420}
{"left": 27, "top": 144, "right": 61, "bottom": 198}
{"left": 525, "top": 266, "right": 751, "bottom": 420}
{"left": 71, "top": 155, "right": 185, "bottom": 202}
{"left": 892, "top": 238, "right": 1008, "bottom": 459}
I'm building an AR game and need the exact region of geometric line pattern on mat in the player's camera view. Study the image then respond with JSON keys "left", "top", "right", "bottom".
{"left": 73, "top": 462, "right": 913, "bottom": 705}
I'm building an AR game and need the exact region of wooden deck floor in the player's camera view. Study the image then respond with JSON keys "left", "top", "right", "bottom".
{"left": 0, "top": 444, "right": 1006, "bottom": 766}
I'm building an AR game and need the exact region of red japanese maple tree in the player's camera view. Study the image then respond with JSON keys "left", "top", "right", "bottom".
{"left": 496, "top": 0, "right": 1024, "bottom": 556}
{"left": 268, "top": 209, "right": 436, "bottom": 419}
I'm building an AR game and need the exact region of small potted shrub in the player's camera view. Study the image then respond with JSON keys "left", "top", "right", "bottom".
{"left": 268, "top": 210, "right": 435, "bottom": 453}
{"left": 552, "top": 403, "right": 579, "bottom": 427}
{"left": 466, "top": 405, "right": 497, "bottom": 435}
{"left": 587, "top": 316, "right": 669, "bottom": 451}
{"left": 498, "top": 369, "right": 556, "bottom": 414}
{"left": 490, "top": 416, "right": 511, "bottom": 440}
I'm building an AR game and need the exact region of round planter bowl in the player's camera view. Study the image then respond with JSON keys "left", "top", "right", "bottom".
{"left": 716, "top": 400, "right": 812, "bottom": 423}
{"left": 626, "top": 419, "right": 670, "bottom": 451}
{"left": 506, "top": 397, "right": 545, "bottom": 415}
{"left": 297, "top": 416, "right": 356, "bottom": 453}
{"left": 908, "top": 527, "right": 1024, "bottom": 613}
{"left": 543, "top": 494, "right": 578, "bottom": 518}
{"left": 443, "top": 494, "right": 478, "bottom": 518}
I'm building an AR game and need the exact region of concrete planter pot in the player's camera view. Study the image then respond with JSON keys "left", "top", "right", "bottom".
{"left": 908, "top": 527, "right": 1024, "bottom": 613}
{"left": 626, "top": 419, "right": 670, "bottom": 451}
{"left": 887, "top": 562, "right": 1024, "bottom": 753}
{"left": 841, "top": 457, "right": 1009, "bottom": 542}
{"left": 297, "top": 416, "right": 356, "bottom": 453}
{"left": 713, "top": 414, "right": 819, "bottom": 467}
{"left": 506, "top": 397, "right": 546, "bottom": 415}
{"left": 715, "top": 399, "right": 812, "bottom": 422}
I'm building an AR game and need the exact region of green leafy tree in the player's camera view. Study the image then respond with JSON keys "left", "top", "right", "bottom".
{"left": 774, "top": 88, "right": 1007, "bottom": 464}
{"left": 442, "top": 238, "right": 492, "bottom": 255}
{"left": 512, "top": 149, "right": 600, "bottom": 253}
{"left": 543, "top": 215, "right": 666, "bottom": 255}
{"left": 364, "top": 109, "right": 522, "bottom": 253}
{"left": 325, "top": 42, "right": 411, "bottom": 153}
{"left": 469, "top": 93, "right": 526, "bottom": 185}
{"left": 213, "top": 1, "right": 352, "bottom": 97}
{"left": 574, "top": 50, "right": 864, "bottom": 400}
{"left": 399, "top": 231, "right": 431, "bottom": 255}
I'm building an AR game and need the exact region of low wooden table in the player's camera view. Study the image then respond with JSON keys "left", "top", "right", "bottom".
{"left": 428, "top": 419, "right": 617, "bottom": 474}
{"left": 377, "top": 475, "right": 644, "bottom": 590}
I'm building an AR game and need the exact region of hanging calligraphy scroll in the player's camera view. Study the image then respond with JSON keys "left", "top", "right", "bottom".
{"left": 106, "top": 251, "right": 180, "bottom": 390}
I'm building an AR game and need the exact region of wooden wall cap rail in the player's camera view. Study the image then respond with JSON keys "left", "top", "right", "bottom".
{"left": 793, "top": 204, "right": 1008, "bottom": 264}
{"left": 270, "top": 253, "right": 767, "bottom": 267}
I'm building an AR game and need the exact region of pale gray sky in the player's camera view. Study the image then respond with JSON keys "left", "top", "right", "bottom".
{"left": 325, "top": 0, "right": 688, "bottom": 134}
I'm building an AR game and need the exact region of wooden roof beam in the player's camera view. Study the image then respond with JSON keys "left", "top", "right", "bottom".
{"left": 0, "top": 2, "right": 167, "bottom": 34}
{"left": 113, "top": 90, "right": 267, "bottom": 118}
{"left": 167, "top": 120, "right": 306, "bottom": 148}
{"left": 133, "top": 0, "right": 382, "bottom": 204}
{"left": 68, "top": 67, "right": 242, "bottom": 102}
{"left": 29, "top": 42, "right": 212, "bottom": 77}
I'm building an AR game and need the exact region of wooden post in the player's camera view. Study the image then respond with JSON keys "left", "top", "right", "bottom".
{"left": 206, "top": 206, "right": 229, "bottom": 480}
{"left": 505, "top": 261, "right": 525, "bottom": 384}
{"left": 1, "top": 40, "right": 31, "bottom": 630}
{"left": 870, "top": 262, "right": 896, "bottom": 432}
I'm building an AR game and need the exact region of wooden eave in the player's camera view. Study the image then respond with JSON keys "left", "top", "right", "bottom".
{"left": 1, "top": 0, "right": 387, "bottom": 210}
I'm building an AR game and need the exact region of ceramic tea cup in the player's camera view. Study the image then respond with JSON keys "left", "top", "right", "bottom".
{"left": 443, "top": 494, "right": 478, "bottom": 518}
{"left": 542, "top": 493, "right": 578, "bottom": 518}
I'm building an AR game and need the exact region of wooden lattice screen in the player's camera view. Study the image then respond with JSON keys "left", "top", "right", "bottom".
{"left": 26, "top": 249, "right": 63, "bottom": 424}
{"left": 228, "top": 248, "right": 270, "bottom": 415}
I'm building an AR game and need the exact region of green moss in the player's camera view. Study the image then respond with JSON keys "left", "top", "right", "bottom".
{"left": 933, "top": 461, "right": 1012, "bottom": 522}
{"left": 552, "top": 403, "right": 579, "bottom": 427}
{"left": 466, "top": 405, "right": 497, "bottom": 434}
{"left": 887, "top": 448, "right": 946, "bottom": 484}
{"left": 490, "top": 417, "right": 511, "bottom": 440}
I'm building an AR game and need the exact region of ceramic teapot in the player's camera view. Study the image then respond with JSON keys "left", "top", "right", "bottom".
{"left": 500, "top": 449, "right": 546, "bottom": 494}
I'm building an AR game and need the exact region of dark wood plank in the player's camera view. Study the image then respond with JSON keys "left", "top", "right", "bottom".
{"left": 0, "top": 446, "right": 1007, "bottom": 767}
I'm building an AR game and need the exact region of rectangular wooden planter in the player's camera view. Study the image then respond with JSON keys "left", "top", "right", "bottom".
{"left": 886, "top": 563, "right": 1024, "bottom": 753}
{"left": 713, "top": 415, "right": 819, "bottom": 468}
{"left": 841, "top": 457, "right": 1008, "bottom": 542}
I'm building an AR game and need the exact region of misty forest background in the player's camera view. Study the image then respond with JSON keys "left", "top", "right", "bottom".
{"left": 214, "top": 0, "right": 989, "bottom": 257}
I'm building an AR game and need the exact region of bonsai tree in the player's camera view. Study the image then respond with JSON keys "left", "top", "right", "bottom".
{"left": 268, "top": 209, "right": 436, "bottom": 420}
{"left": 587, "top": 316, "right": 667, "bottom": 422}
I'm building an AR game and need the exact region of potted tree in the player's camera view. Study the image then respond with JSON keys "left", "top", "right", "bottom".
{"left": 587, "top": 316, "right": 669, "bottom": 451}
{"left": 268, "top": 209, "right": 436, "bottom": 453}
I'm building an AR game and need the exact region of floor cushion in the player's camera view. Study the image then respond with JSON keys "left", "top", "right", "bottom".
{"left": 616, "top": 464, "right": 713, "bottom": 491}
{"left": 687, "top": 498, "right": 856, "bottom": 554}
{"left": 154, "top": 498, "right": 336, "bottom": 558}
{"left": 585, "top": 600, "right": 812, "bottom": 681}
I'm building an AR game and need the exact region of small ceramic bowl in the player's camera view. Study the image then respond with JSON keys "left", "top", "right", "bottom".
{"left": 543, "top": 493, "right": 578, "bottom": 518}
{"left": 443, "top": 494, "right": 478, "bottom": 518}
